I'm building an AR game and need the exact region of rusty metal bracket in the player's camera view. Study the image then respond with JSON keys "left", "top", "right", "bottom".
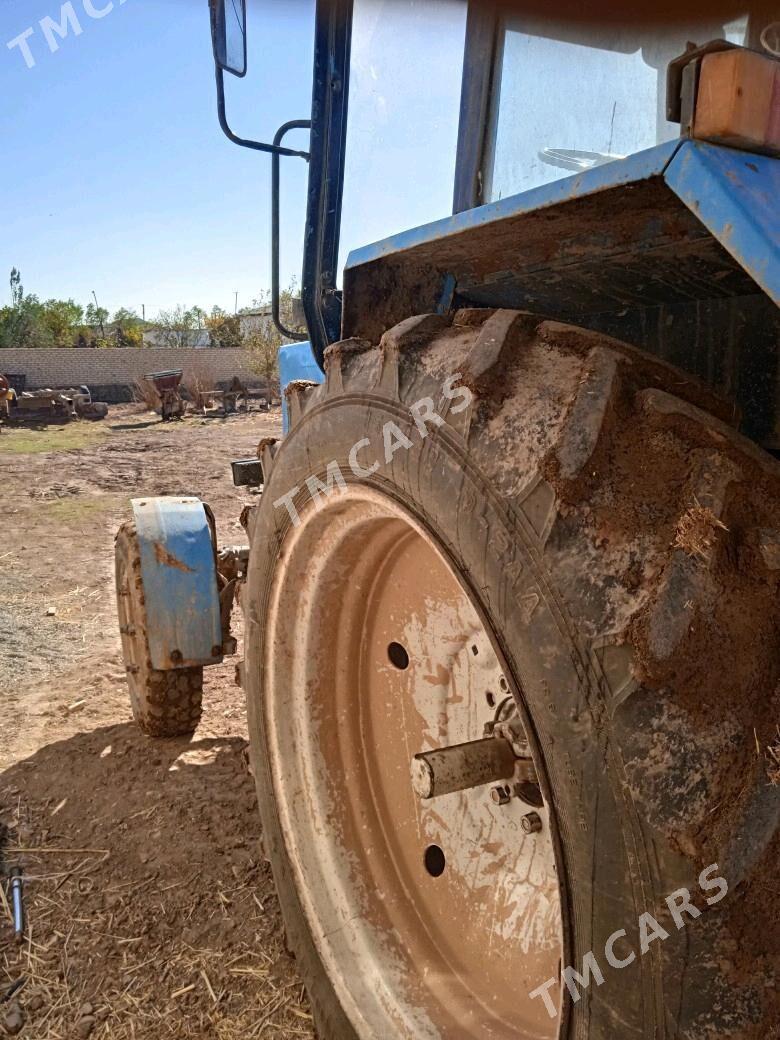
{"left": 216, "top": 546, "right": 249, "bottom": 657}
{"left": 492, "top": 716, "right": 531, "bottom": 759}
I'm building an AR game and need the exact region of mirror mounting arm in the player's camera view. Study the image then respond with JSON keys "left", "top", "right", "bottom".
{"left": 215, "top": 68, "right": 311, "bottom": 160}
{"left": 272, "top": 120, "right": 312, "bottom": 342}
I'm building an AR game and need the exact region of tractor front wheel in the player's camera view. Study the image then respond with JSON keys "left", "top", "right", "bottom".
{"left": 115, "top": 522, "right": 203, "bottom": 737}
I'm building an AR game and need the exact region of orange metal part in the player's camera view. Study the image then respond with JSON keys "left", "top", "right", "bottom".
{"left": 694, "top": 47, "right": 780, "bottom": 156}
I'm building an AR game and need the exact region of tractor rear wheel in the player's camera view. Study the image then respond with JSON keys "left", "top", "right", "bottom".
{"left": 245, "top": 310, "right": 780, "bottom": 1039}
{"left": 115, "top": 522, "right": 203, "bottom": 737}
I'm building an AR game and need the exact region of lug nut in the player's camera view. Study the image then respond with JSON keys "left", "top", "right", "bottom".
{"left": 490, "top": 784, "right": 512, "bottom": 806}
{"left": 521, "top": 811, "right": 543, "bottom": 834}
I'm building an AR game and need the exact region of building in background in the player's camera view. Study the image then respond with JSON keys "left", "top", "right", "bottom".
{"left": 238, "top": 307, "right": 275, "bottom": 340}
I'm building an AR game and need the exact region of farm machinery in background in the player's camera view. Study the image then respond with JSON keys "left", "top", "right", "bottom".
{"left": 115, "top": 3, "right": 780, "bottom": 1039}
{"left": 144, "top": 369, "right": 187, "bottom": 422}
{"left": 142, "top": 369, "right": 268, "bottom": 422}
{"left": 0, "top": 373, "right": 108, "bottom": 425}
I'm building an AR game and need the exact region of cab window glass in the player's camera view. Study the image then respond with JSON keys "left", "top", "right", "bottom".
{"left": 487, "top": 15, "right": 748, "bottom": 200}
{"left": 339, "top": 0, "right": 467, "bottom": 276}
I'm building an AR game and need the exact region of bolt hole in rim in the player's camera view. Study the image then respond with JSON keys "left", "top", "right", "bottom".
{"left": 424, "top": 844, "right": 447, "bottom": 878}
{"left": 264, "top": 487, "right": 564, "bottom": 1038}
{"left": 388, "top": 640, "right": 410, "bottom": 670}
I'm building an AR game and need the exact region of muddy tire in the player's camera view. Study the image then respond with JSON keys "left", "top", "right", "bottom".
{"left": 115, "top": 522, "right": 203, "bottom": 737}
{"left": 245, "top": 310, "right": 780, "bottom": 1039}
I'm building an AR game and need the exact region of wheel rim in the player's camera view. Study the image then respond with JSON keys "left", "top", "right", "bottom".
{"left": 263, "top": 487, "right": 564, "bottom": 1038}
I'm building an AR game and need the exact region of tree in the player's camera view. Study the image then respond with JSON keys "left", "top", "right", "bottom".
{"left": 0, "top": 298, "right": 51, "bottom": 348}
{"left": 0, "top": 296, "right": 49, "bottom": 347}
{"left": 243, "top": 282, "right": 305, "bottom": 398}
{"left": 205, "top": 306, "right": 242, "bottom": 349}
{"left": 42, "top": 298, "right": 84, "bottom": 346}
{"left": 154, "top": 305, "right": 200, "bottom": 348}
{"left": 0, "top": 270, "right": 53, "bottom": 347}
{"left": 0, "top": 268, "right": 150, "bottom": 349}
{"left": 244, "top": 328, "right": 281, "bottom": 398}
{"left": 112, "top": 307, "right": 144, "bottom": 348}
{"left": 118, "top": 326, "right": 144, "bottom": 348}
{"left": 10, "top": 268, "right": 22, "bottom": 307}
{"left": 85, "top": 302, "right": 109, "bottom": 329}
{"left": 112, "top": 306, "right": 140, "bottom": 325}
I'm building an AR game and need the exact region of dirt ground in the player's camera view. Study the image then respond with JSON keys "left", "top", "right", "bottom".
{"left": 0, "top": 406, "right": 316, "bottom": 1039}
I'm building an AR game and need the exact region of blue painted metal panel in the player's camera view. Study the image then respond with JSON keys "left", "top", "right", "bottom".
{"left": 344, "top": 139, "right": 682, "bottom": 272}
{"left": 278, "top": 340, "right": 324, "bottom": 433}
{"left": 664, "top": 141, "right": 780, "bottom": 307}
{"left": 132, "top": 497, "right": 222, "bottom": 670}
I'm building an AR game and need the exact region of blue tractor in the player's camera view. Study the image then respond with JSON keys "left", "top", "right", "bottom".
{"left": 115, "top": 4, "right": 780, "bottom": 1037}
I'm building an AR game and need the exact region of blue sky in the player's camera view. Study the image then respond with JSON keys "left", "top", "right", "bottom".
{"left": 0, "top": 0, "right": 465, "bottom": 318}
{"left": 0, "top": 1, "right": 750, "bottom": 320}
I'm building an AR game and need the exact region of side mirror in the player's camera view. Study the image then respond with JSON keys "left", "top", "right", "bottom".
{"left": 211, "top": 0, "right": 247, "bottom": 78}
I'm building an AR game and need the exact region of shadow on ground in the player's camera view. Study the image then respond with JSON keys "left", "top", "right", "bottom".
{"left": 0, "top": 724, "right": 308, "bottom": 1039}
{"left": 109, "top": 420, "right": 162, "bottom": 432}
{"left": 1, "top": 723, "right": 257, "bottom": 879}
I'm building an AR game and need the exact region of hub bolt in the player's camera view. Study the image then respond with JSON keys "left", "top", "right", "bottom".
{"left": 490, "top": 784, "right": 513, "bottom": 806}
{"left": 521, "top": 811, "right": 543, "bottom": 834}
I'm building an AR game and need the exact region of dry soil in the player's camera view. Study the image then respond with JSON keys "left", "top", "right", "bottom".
{"left": 0, "top": 406, "right": 315, "bottom": 1039}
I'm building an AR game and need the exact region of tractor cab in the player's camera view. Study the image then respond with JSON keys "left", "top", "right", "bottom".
{"left": 211, "top": 1, "right": 779, "bottom": 443}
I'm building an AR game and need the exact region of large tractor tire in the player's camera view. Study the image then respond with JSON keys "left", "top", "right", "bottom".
{"left": 115, "top": 522, "right": 203, "bottom": 737}
{"left": 244, "top": 310, "right": 780, "bottom": 1039}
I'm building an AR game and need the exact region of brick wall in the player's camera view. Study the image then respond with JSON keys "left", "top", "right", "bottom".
{"left": 0, "top": 348, "right": 265, "bottom": 403}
